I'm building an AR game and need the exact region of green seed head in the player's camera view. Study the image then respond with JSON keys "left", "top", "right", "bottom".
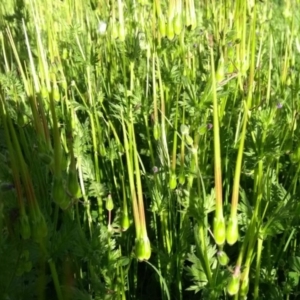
{"left": 179, "top": 172, "right": 185, "bottom": 185}
{"left": 118, "top": 24, "right": 126, "bottom": 42}
{"left": 67, "top": 170, "right": 81, "bottom": 198}
{"left": 226, "top": 217, "right": 239, "bottom": 245}
{"left": 106, "top": 194, "right": 114, "bottom": 211}
{"left": 99, "top": 144, "right": 106, "bottom": 156}
{"left": 17, "top": 112, "right": 25, "bottom": 126}
{"left": 31, "top": 210, "right": 48, "bottom": 243}
{"left": 52, "top": 177, "right": 70, "bottom": 210}
{"left": 62, "top": 48, "right": 68, "bottom": 60}
{"left": 185, "top": 10, "right": 196, "bottom": 30}
{"left": 112, "top": 23, "right": 119, "bottom": 40}
{"left": 180, "top": 124, "right": 189, "bottom": 135}
{"left": 169, "top": 173, "right": 177, "bottom": 190}
{"left": 16, "top": 250, "right": 32, "bottom": 276}
{"left": 19, "top": 213, "right": 31, "bottom": 240}
{"left": 213, "top": 216, "right": 226, "bottom": 246}
{"left": 159, "top": 16, "right": 166, "bottom": 37}
{"left": 135, "top": 236, "right": 151, "bottom": 261}
{"left": 217, "top": 250, "right": 229, "bottom": 266}
{"left": 185, "top": 135, "right": 194, "bottom": 146}
{"left": 173, "top": 14, "right": 182, "bottom": 35}
{"left": 240, "top": 275, "right": 249, "bottom": 298}
{"left": 52, "top": 85, "right": 60, "bottom": 102}
{"left": 227, "top": 273, "right": 240, "bottom": 296}
{"left": 167, "top": 19, "right": 175, "bottom": 40}
{"left": 41, "top": 86, "right": 49, "bottom": 99}
{"left": 216, "top": 59, "right": 225, "bottom": 82}
{"left": 121, "top": 212, "right": 130, "bottom": 231}
{"left": 153, "top": 123, "right": 161, "bottom": 140}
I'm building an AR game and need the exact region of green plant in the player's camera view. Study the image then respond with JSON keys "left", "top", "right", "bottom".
{"left": 0, "top": 0, "right": 300, "bottom": 299}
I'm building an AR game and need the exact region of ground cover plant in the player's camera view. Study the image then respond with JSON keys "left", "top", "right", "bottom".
{"left": 1, "top": 0, "right": 300, "bottom": 299}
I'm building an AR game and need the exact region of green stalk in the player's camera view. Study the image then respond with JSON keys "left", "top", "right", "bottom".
{"left": 179, "top": 106, "right": 186, "bottom": 185}
{"left": 66, "top": 113, "right": 81, "bottom": 199}
{"left": 131, "top": 121, "right": 151, "bottom": 260}
{"left": 239, "top": 233, "right": 257, "bottom": 298}
{"left": 170, "top": 86, "right": 180, "bottom": 189}
{"left": 227, "top": 2, "right": 257, "bottom": 246}
{"left": 50, "top": 85, "right": 71, "bottom": 210}
{"left": 193, "top": 133, "right": 212, "bottom": 284}
{"left": 121, "top": 116, "right": 141, "bottom": 240}
{"left": 120, "top": 174, "right": 130, "bottom": 231}
{"left": 84, "top": 62, "right": 106, "bottom": 223}
{"left": 152, "top": 53, "right": 160, "bottom": 140}
{"left": 253, "top": 237, "right": 263, "bottom": 299}
{"left": 49, "top": 84, "right": 62, "bottom": 177}
{"left": 0, "top": 99, "right": 31, "bottom": 239}
{"left": 167, "top": 0, "right": 175, "bottom": 40}
{"left": 155, "top": 0, "right": 166, "bottom": 38}
{"left": 210, "top": 42, "right": 225, "bottom": 246}
{"left": 6, "top": 27, "right": 48, "bottom": 147}
{"left": 155, "top": 54, "right": 172, "bottom": 196}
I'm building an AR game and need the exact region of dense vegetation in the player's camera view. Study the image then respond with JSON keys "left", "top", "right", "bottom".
{"left": 1, "top": 0, "right": 300, "bottom": 299}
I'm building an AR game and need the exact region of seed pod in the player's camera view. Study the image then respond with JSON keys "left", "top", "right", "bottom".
{"left": 241, "top": 59, "right": 249, "bottom": 76}
{"left": 61, "top": 80, "right": 67, "bottom": 90}
{"left": 99, "top": 143, "right": 106, "bottom": 156}
{"left": 187, "top": 174, "right": 194, "bottom": 188}
{"left": 31, "top": 210, "right": 48, "bottom": 242}
{"left": 169, "top": 173, "right": 177, "bottom": 190}
{"left": 226, "top": 216, "right": 239, "bottom": 245}
{"left": 52, "top": 85, "right": 60, "bottom": 102}
{"left": 41, "top": 86, "right": 49, "bottom": 99}
{"left": 118, "top": 24, "right": 126, "bottom": 42}
{"left": 135, "top": 236, "right": 151, "bottom": 261}
{"left": 185, "top": 1, "right": 197, "bottom": 30}
{"left": 159, "top": 15, "right": 166, "bottom": 37}
{"left": 213, "top": 216, "right": 226, "bottom": 246}
{"left": 186, "top": 135, "right": 193, "bottom": 146}
{"left": 227, "top": 273, "right": 240, "bottom": 296}
{"left": 67, "top": 170, "right": 81, "bottom": 198}
{"left": 173, "top": 14, "right": 182, "bottom": 35}
{"left": 19, "top": 213, "right": 31, "bottom": 240}
{"left": 185, "top": 10, "right": 191, "bottom": 28}
{"left": 180, "top": 124, "right": 189, "bottom": 135}
{"left": 121, "top": 212, "right": 130, "bottom": 231}
{"left": 179, "top": 172, "right": 185, "bottom": 185}
{"left": 217, "top": 250, "right": 229, "bottom": 266}
{"left": 106, "top": 194, "right": 114, "bottom": 211}
{"left": 240, "top": 275, "right": 249, "bottom": 298}
{"left": 17, "top": 111, "right": 25, "bottom": 126}
{"left": 112, "top": 23, "right": 119, "bottom": 40}
{"left": 52, "top": 177, "right": 70, "bottom": 210}
{"left": 167, "top": 18, "right": 175, "bottom": 40}
{"left": 153, "top": 123, "right": 160, "bottom": 140}
{"left": 16, "top": 250, "right": 32, "bottom": 276}
{"left": 216, "top": 57, "right": 225, "bottom": 82}
{"left": 62, "top": 48, "right": 68, "bottom": 60}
